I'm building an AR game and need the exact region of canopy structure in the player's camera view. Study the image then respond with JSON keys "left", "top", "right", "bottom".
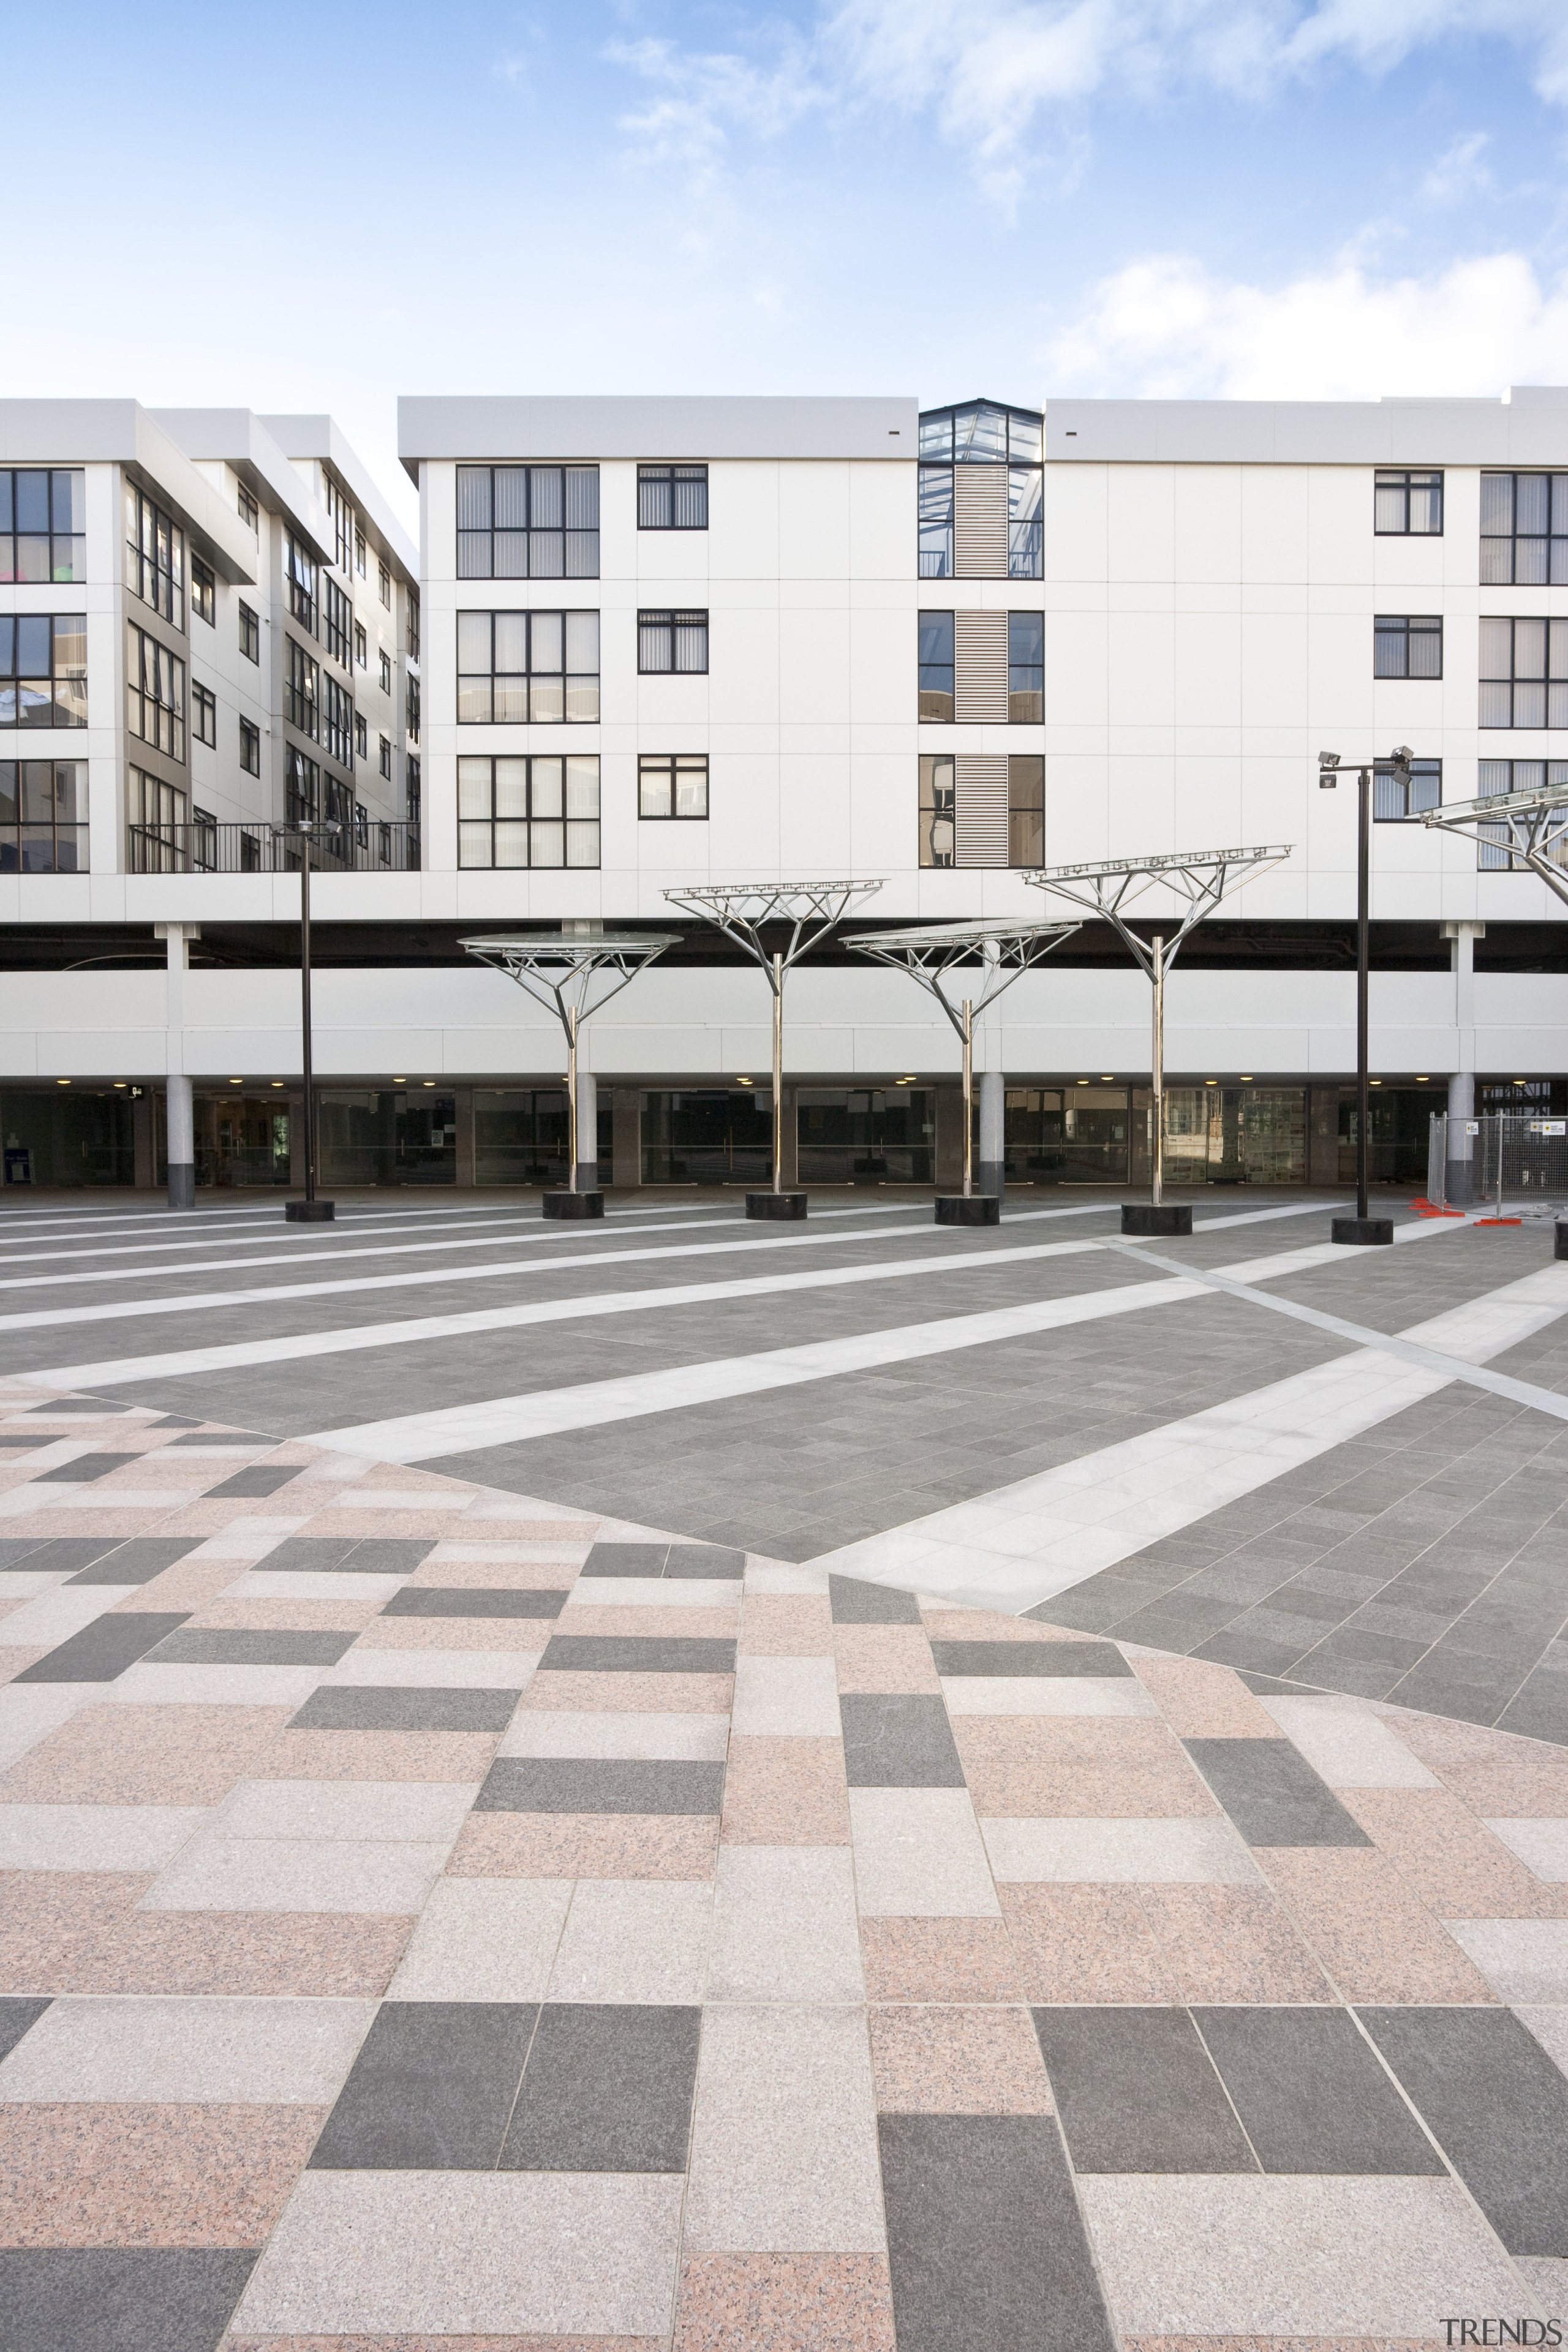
{"left": 461, "top": 930, "right": 679, "bottom": 1190}
{"left": 663, "top": 880, "right": 884, "bottom": 1194}
{"left": 844, "top": 918, "right": 1080, "bottom": 1197}
{"left": 1025, "top": 845, "right": 1293, "bottom": 1205}
{"left": 1421, "top": 780, "right": 1568, "bottom": 909}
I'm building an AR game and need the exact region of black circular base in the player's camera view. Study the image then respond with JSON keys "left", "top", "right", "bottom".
{"left": 1555, "top": 1220, "right": 1568, "bottom": 1261}
{"left": 543, "top": 1191, "right": 605, "bottom": 1219}
{"left": 935, "top": 1194, "right": 1000, "bottom": 1226}
{"left": 1121, "top": 1204, "right": 1193, "bottom": 1237}
{"left": 746, "top": 1191, "right": 807, "bottom": 1221}
{"left": 1332, "top": 1215, "right": 1395, "bottom": 1247}
{"left": 284, "top": 1199, "right": 336, "bottom": 1222}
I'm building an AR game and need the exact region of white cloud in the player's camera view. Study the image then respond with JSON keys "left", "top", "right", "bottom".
{"left": 1420, "top": 131, "right": 1492, "bottom": 206}
{"left": 605, "top": 31, "right": 828, "bottom": 187}
{"left": 1044, "top": 248, "right": 1568, "bottom": 398}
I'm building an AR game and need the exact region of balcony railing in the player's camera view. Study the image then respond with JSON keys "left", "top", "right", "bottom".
{"left": 126, "top": 821, "right": 421, "bottom": 875}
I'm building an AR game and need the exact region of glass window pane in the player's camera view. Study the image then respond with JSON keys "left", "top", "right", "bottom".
{"left": 565, "top": 468, "right": 598, "bottom": 529}
{"left": 493, "top": 820, "right": 529, "bottom": 867}
{"left": 565, "top": 678, "right": 599, "bottom": 722}
{"left": 1512, "top": 761, "right": 1545, "bottom": 794}
{"left": 565, "top": 755, "right": 599, "bottom": 817}
{"left": 565, "top": 612, "right": 598, "bottom": 673}
{"left": 456, "top": 468, "right": 492, "bottom": 530}
{"left": 1515, "top": 618, "right": 1547, "bottom": 678}
{"left": 456, "top": 611, "right": 491, "bottom": 671}
{"left": 13, "top": 472, "right": 48, "bottom": 533}
{"left": 1373, "top": 620, "right": 1406, "bottom": 678}
{"left": 1478, "top": 761, "right": 1512, "bottom": 796}
{"left": 493, "top": 677, "right": 528, "bottom": 722}
{"left": 565, "top": 820, "right": 599, "bottom": 866}
{"left": 1008, "top": 611, "right": 1043, "bottom": 665}
{"left": 530, "top": 820, "right": 564, "bottom": 867}
{"left": 1553, "top": 477, "right": 1568, "bottom": 536}
{"left": 1515, "top": 682, "right": 1547, "bottom": 727}
{"left": 494, "top": 757, "right": 529, "bottom": 818}
{"left": 529, "top": 469, "right": 563, "bottom": 529}
{"left": 458, "top": 821, "right": 492, "bottom": 867}
{"left": 640, "top": 617, "right": 671, "bottom": 671}
{"left": 456, "top": 678, "right": 493, "bottom": 723}
{"left": 529, "top": 530, "right": 564, "bottom": 578}
{"left": 1479, "top": 617, "right": 1512, "bottom": 679}
{"left": 1408, "top": 620, "right": 1442, "bottom": 679}
{"left": 1480, "top": 473, "right": 1513, "bottom": 535}
{"left": 1008, "top": 412, "right": 1042, "bottom": 462}
{"left": 1409, "top": 476, "right": 1441, "bottom": 532}
{"left": 639, "top": 472, "right": 673, "bottom": 529}
{"left": 493, "top": 468, "right": 527, "bottom": 529}
{"left": 1479, "top": 680, "right": 1512, "bottom": 728}
{"left": 1479, "top": 538, "right": 1513, "bottom": 586}
{"left": 675, "top": 762, "right": 707, "bottom": 817}
{"left": 1551, "top": 620, "right": 1568, "bottom": 677}
{"left": 640, "top": 761, "right": 671, "bottom": 817}
{"left": 674, "top": 617, "right": 707, "bottom": 672}
{"left": 0, "top": 764, "right": 15, "bottom": 824}
{"left": 53, "top": 616, "right": 85, "bottom": 674}
{"left": 530, "top": 758, "right": 564, "bottom": 816}
{"left": 565, "top": 531, "right": 599, "bottom": 578}
{"left": 15, "top": 537, "right": 50, "bottom": 583}
{"left": 956, "top": 404, "right": 1006, "bottom": 462}
{"left": 673, "top": 468, "right": 707, "bottom": 528}
{"left": 0, "top": 616, "right": 10, "bottom": 674}
{"left": 16, "top": 616, "right": 51, "bottom": 674}
{"left": 919, "top": 412, "right": 952, "bottom": 459}
{"left": 529, "top": 612, "right": 562, "bottom": 674}
{"left": 1373, "top": 481, "right": 1406, "bottom": 532}
{"left": 0, "top": 475, "right": 10, "bottom": 534}
{"left": 457, "top": 758, "right": 492, "bottom": 818}
{"left": 1516, "top": 474, "right": 1551, "bottom": 535}
{"left": 487, "top": 612, "right": 522, "bottom": 674}
{"left": 1516, "top": 538, "right": 1550, "bottom": 585}
{"left": 919, "top": 611, "right": 954, "bottom": 666}
{"left": 1551, "top": 684, "right": 1568, "bottom": 729}
{"left": 492, "top": 530, "right": 527, "bottom": 578}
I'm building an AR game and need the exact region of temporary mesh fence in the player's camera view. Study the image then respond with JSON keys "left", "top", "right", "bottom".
{"left": 1427, "top": 1110, "right": 1568, "bottom": 1215}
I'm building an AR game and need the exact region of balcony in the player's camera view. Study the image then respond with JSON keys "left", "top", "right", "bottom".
{"left": 126, "top": 820, "right": 421, "bottom": 875}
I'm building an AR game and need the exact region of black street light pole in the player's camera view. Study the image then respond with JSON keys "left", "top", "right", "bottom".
{"left": 1319, "top": 748, "right": 1408, "bottom": 1247}
{"left": 283, "top": 820, "right": 336, "bottom": 1224}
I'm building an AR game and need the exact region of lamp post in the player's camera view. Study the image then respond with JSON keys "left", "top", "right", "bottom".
{"left": 280, "top": 819, "right": 340, "bottom": 1224}
{"left": 1317, "top": 748, "right": 1410, "bottom": 1246}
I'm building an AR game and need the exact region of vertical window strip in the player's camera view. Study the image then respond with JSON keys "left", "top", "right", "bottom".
{"left": 1, "top": 614, "right": 88, "bottom": 729}
{"left": 1479, "top": 617, "right": 1568, "bottom": 728}
{"left": 0, "top": 758, "right": 89, "bottom": 872}
{"left": 456, "top": 611, "right": 601, "bottom": 722}
{"left": 457, "top": 753, "right": 600, "bottom": 867}
{"left": 1480, "top": 473, "right": 1568, "bottom": 585}
{"left": 457, "top": 466, "right": 600, "bottom": 579}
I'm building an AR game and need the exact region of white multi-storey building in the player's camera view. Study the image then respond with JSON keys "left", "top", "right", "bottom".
{"left": 1, "top": 390, "right": 1564, "bottom": 1196}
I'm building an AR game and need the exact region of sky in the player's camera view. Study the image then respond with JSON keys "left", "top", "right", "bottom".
{"left": 9, "top": 0, "right": 1568, "bottom": 532}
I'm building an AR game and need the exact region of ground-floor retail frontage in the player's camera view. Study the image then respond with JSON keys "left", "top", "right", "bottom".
{"left": 6, "top": 1075, "right": 1565, "bottom": 1193}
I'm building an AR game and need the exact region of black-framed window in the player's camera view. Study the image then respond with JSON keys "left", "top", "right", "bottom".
{"left": 354, "top": 621, "right": 367, "bottom": 669}
{"left": 238, "top": 481, "right": 258, "bottom": 532}
{"left": 919, "top": 754, "right": 954, "bottom": 867}
{"left": 326, "top": 476, "right": 353, "bottom": 574}
{"left": 1477, "top": 760, "right": 1568, "bottom": 869}
{"left": 1374, "top": 470, "right": 1442, "bottom": 535}
{"left": 126, "top": 622, "right": 183, "bottom": 759}
{"left": 1374, "top": 615, "right": 1442, "bottom": 679}
{"left": 285, "top": 638, "right": 318, "bottom": 739}
{"left": 406, "top": 675, "right": 420, "bottom": 745}
{"left": 192, "top": 805, "right": 216, "bottom": 869}
{"left": 1373, "top": 756, "right": 1441, "bottom": 820}
{"left": 354, "top": 526, "right": 366, "bottom": 578}
{"left": 1481, "top": 473, "right": 1568, "bottom": 585}
{"left": 285, "top": 534, "right": 316, "bottom": 635}
{"left": 285, "top": 744, "right": 318, "bottom": 823}
{"left": 125, "top": 486, "right": 184, "bottom": 627}
{"left": 918, "top": 612, "right": 954, "bottom": 719}
{"left": 379, "top": 649, "right": 391, "bottom": 693}
{"left": 379, "top": 560, "right": 391, "bottom": 609}
{"left": 325, "top": 775, "right": 352, "bottom": 827}
{"left": 918, "top": 468, "right": 954, "bottom": 580}
{"left": 2, "top": 469, "right": 85, "bottom": 585}
{"left": 0, "top": 759, "right": 87, "bottom": 872}
{"left": 239, "top": 601, "right": 260, "bottom": 662}
{"left": 638, "top": 465, "right": 707, "bottom": 530}
{"left": 191, "top": 680, "right": 216, "bottom": 748}
{"left": 1480, "top": 617, "right": 1568, "bottom": 728}
{"left": 323, "top": 675, "right": 354, "bottom": 770}
{"left": 130, "top": 764, "right": 184, "bottom": 832}
{"left": 1, "top": 615, "right": 87, "bottom": 729}
{"left": 456, "top": 465, "right": 600, "bottom": 581}
{"left": 355, "top": 713, "right": 367, "bottom": 758}
{"left": 1009, "top": 755, "right": 1043, "bottom": 866}
{"left": 1009, "top": 611, "right": 1043, "bottom": 720}
{"left": 191, "top": 552, "right": 216, "bottom": 626}
{"left": 638, "top": 609, "right": 708, "bottom": 673}
{"left": 323, "top": 578, "right": 352, "bottom": 670}
{"left": 407, "top": 589, "right": 420, "bottom": 662}
{"left": 919, "top": 401, "right": 1044, "bottom": 580}
{"left": 239, "top": 716, "right": 260, "bottom": 775}
{"left": 379, "top": 734, "right": 392, "bottom": 780}
{"left": 456, "top": 611, "right": 600, "bottom": 722}
{"left": 458, "top": 753, "right": 600, "bottom": 867}
{"left": 639, "top": 753, "right": 708, "bottom": 818}
{"left": 405, "top": 752, "right": 421, "bottom": 825}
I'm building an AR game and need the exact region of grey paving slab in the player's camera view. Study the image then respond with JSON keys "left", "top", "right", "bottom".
{"left": 878, "top": 2113, "right": 1116, "bottom": 2352}
{"left": 14, "top": 1611, "right": 192, "bottom": 1685}
{"left": 288, "top": 1684, "right": 520, "bottom": 1733}
{"left": 840, "top": 1694, "right": 965, "bottom": 1789}
{"left": 537, "top": 1635, "right": 737, "bottom": 1675}
{"left": 257, "top": 1536, "right": 360, "bottom": 1572}
{"left": 1182, "top": 1739, "right": 1373, "bottom": 1848}
{"left": 205, "top": 1464, "right": 305, "bottom": 1498}
{"left": 934, "top": 1637, "right": 1131, "bottom": 1678}
{"left": 64, "top": 1538, "right": 205, "bottom": 1585}
{"left": 580, "top": 1543, "right": 670, "bottom": 1577}
{"left": 1360, "top": 2007, "right": 1568, "bottom": 2256}
{"left": 829, "top": 1574, "right": 922, "bottom": 1624}
{"left": 32, "top": 1452, "right": 138, "bottom": 1482}
{"left": 1031, "top": 2007, "right": 1257, "bottom": 2174}
{"left": 141, "top": 1627, "right": 358, "bottom": 1667}
{"left": 475, "top": 1758, "right": 726, "bottom": 1815}
{"left": 499, "top": 2002, "right": 701, "bottom": 2173}
{"left": 1193, "top": 2007, "right": 1443, "bottom": 2176}
{"left": 309, "top": 2000, "right": 538, "bottom": 2171}
{"left": 0, "top": 1996, "right": 50, "bottom": 2065}
{"left": 0, "top": 2248, "right": 258, "bottom": 2352}
{"left": 380, "top": 1586, "right": 569, "bottom": 1620}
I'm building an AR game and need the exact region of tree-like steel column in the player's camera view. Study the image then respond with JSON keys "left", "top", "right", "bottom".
{"left": 662, "top": 880, "right": 884, "bottom": 1220}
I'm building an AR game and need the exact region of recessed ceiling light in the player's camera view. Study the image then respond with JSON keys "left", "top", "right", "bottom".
{"left": 422, "top": 1080, "right": 435, "bottom": 1088}
{"left": 1370, "top": 1079, "right": 1382, "bottom": 1087}
{"left": 393, "top": 1077, "right": 406, "bottom": 1084}
{"left": 1100, "top": 1074, "right": 1114, "bottom": 1081}
{"left": 1416, "top": 1075, "right": 1429, "bottom": 1082}
{"left": 1076, "top": 1078, "right": 1089, "bottom": 1086}
{"left": 1240, "top": 1075, "right": 1253, "bottom": 1082}
{"left": 271, "top": 1081, "right": 284, "bottom": 1088}
{"left": 1204, "top": 1079, "right": 1218, "bottom": 1087}
{"left": 229, "top": 1077, "right": 243, "bottom": 1085}
{"left": 1514, "top": 1077, "right": 1528, "bottom": 1085}
{"left": 737, "top": 1076, "right": 753, "bottom": 1085}
{"left": 113, "top": 1081, "right": 127, "bottom": 1089}
{"left": 56, "top": 1079, "right": 70, "bottom": 1087}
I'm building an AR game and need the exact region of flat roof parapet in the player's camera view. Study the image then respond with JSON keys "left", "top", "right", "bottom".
{"left": 397, "top": 395, "right": 919, "bottom": 477}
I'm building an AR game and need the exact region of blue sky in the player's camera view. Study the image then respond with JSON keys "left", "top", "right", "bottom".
{"left": 9, "top": 1, "right": 1568, "bottom": 527}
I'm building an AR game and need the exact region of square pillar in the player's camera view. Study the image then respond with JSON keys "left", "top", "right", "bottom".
{"left": 612, "top": 1088, "right": 641, "bottom": 1187}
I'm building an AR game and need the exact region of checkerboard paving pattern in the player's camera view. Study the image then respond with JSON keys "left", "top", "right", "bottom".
{"left": 1, "top": 1381, "right": 1566, "bottom": 2351}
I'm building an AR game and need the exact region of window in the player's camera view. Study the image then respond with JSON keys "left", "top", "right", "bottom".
{"left": 1374, "top": 470, "right": 1443, "bottom": 535}
{"left": 407, "top": 589, "right": 420, "bottom": 662}
{"left": 918, "top": 401, "right": 1043, "bottom": 579}
{"left": 379, "top": 649, "right": 391, "bottom": 694}
{"left": 639, "top": 753, "right": 708, "bottom": 818}
{"left": 406, "top": 674, "right": 420, "bottom": 745}
{"left": 285, "top": 638, "right": 318, "bottom": 739}
{"left": 192, "top": 805, "right": 217, "bottom": 870}
{"left": 457, "top": 610, "right": 600, "bottom": 722}
{"left": 456, "top": 465, "right": 600, "bottom": 580}
{"left": 0, "top": 760, "right": 87, "bottom": 872}
{"left": 325, "top": 477, "right": 353, "bottom": 574}
{"left": 638, "top": 464, "right": 708, "bottom": 529}
{"left": 354, "top": 526, "right": 366, "bottom": 577}
{"left": 2, "top": 469, "right": 85, "bottom": 584}
{"left": 285, "top": 744, "right": 318, "bottom": 823}
{"left": 190, "top": 552, "right": 215, "bottom": 626}
{"left": 1480, "top": 473, "right": 1568, "bottom": 585}
{"left": 1008, "top": 755, "right": 1044, "bottom": 866}
{"left": 1373, "top": 756, "right": 1441, "bottom": 820}
{"left": 1477, "top": 760, "right": 1568, "bottom": 869}
{"left": 192, "top": 680, "right": 216, "bottom": 748}
{"left": 379, "top": 734, "right": 392, "bottom": 780}
{"left": 918, "top": 755, "right": 955, "bottom": 867}
{"left": 239, "top": 601, "right": 260, "bottom": 662}
{"left": 323, "top": 578, "right": 352, "bottom": 670}
{"left": 918, "top": 612, "right": 954, "bottom": 719}
{"left": 355, "top": 713, "right": 367, "bottom": 758}
{"left": 125, "top": 486, "right": 184, "bottom": 626}
{"left": 323, "top": 676, "right": 354, "bottom": 769}
{"left": 238, "top": 481, "right": 258, "bottom": 532}
{"left": 1, "top": 615, "right": 87, "bottom": 728}
{"left": 355, "top": 620, "right": 367, "bottom": 669}
{"left": 405, "top": 752, "right": 421, "bottom": 825}
{"left": 458, "top": 754, "right": 600, "bottom": 867}
{"left": 1009, "top": 611, "right": 1043, "bottom": 721}
{"left": 239, "top": 715, "right": 261, "bottom": 775}
{"left": 1374, "top": 615, "right": 1442, "bottom": 679}
{"left": 379, "top": 559, "right": 391, "bottom": 609}
{"left": 1479, "top": 617, "right": 1568, "bottom": 728}
{"left": 638, "top": 609, "right": 708, "bottom": 673}
{"left": 126, "top": 622, "right": 183, "bottom": 758}
{"left": 285, "top": 534, "right": 317, "bottom": 635}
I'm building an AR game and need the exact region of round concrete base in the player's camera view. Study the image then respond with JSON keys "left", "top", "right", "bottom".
{"left": 1332, "top": 1215, "right": 1395, "bottom": 1246}
{"left": 1121, "top": 1204, "right": 1193, "bottom": 1237}
{"left": 746, "top": 1192, "right": 807, "bottom": 1221}
{"left": 543, "top": 1191, "right": 605, "bottom": 1219}
{"left": 935, "top": 1194, "right": 1000, "bottom": 1226}
{"left": 284, "top": 1199, "right": 336, "bottom": 1223}
{"left": 1556, "top": 1220, "right": 1568, "bottom": 1261}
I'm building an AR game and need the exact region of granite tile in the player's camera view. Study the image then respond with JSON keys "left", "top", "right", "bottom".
{"left": 707, "top": 1845, "right": 864, "bottom": 2002}
{"left": 940, "top": 1675, "right": 1158, "bottom": 1717}
{"left": 547, "top": 1879, "right": 714, "bottom": 2005}
{"left": 500, "top": 2001, "right": 701, "bottom": 2173}
{"left": 252, "top": 1730, "right": 501, "bottom": 1783}
{"left": 737, "top": 1597, "right": 834, "bottom": 1656}
{"left": 868, "top": 2004, "right": 1052, "bottom": 2114}
{"left": 518, "top": 1672, "right": 733, "bottom": 1715}
{"left": 848, "top": 1790, "right": 1000, "bottom": 1917}
{"left": 1032, "top": 2005, "right": 1255, "bottom": 2173}
{"left": 15, "top": 1611, "right": 192, "bottom": 1684}
{"left": 1184, "top": 1740, "right": 1373, "bottom": 1849}
{"left": 720, "top": 1736, "right": 849, "bottom": 1846}
{"left": 1, "top": 2246, "right": 258, "bottom": 2352}
{"left": 930, "top": 1638, "right": 1131, "bottom": 1679}
{"left": 1443, "top": 1921, "right": 1568, "bottom": 2003}
{"left": 982, "top": 1817, "right": 1258, "bottom": 1885}
{"left": 829, "top": 1577, "right": 922, "bottom": 1625}
{"left": 538, "top": 1635, "right": 737, "bottom": 1676}
{"left": 1340, "top": 1787, "right": 1568, "bottom": 1918}
{"left": 387, "top": 1877, "right": 573, "bottom": 2002}
{"left": 858, "top": 1919, "right": 1022, "bottom": 2004}
{"left": 0, "top": 1703, "right": 290, "bottom": 1806}
{"left": 0, "top": 1801, "right": 208, "bottom": 1874}
{"left": 0, "top": 2101, "right": 323, "bottom": 2246}
{"left": 1139, "top": 1885, "right": 1333, "bottom": 2004}
{"left": 475, "top": 1757, "right": 725, "bottom": 1817}
{"left": 139, "top": 1834, "right": 446, "bottom": 1916}
{"left": 498, "top": 1710, "right": 729, "bottom": 1762}
{"left": 956, "top": 1717, "right": 1217, "bottom": 1819}
{"left": 288, "top": 1686, "right": 519, "bottom": 1734}
{"left": 1193, "top": 2005, "right": 1442, "bottom": 2175}
{"left": 832, "top": 1627, "right": 941, "bottom": 1695}
{"left": 447, "top": 1813, "right": 718, "bottom": 1880}
{"left": 1000, "top": 1885, "right": 1178, "bottom": 2003}
{"left": 671, "top": 2252, "right": 895, "bottom": 2352}
{"left": 732, "top": 1656, "right": 842, "bottom": 1738}
{"left": 380, "top": 1586, "right": 568, "bottom": 1620}
{"left": 0, "top": 1994, "right": 374, "bottom": 2103}
{"left": 684, "top": 2005, "right": 884, "bottom": 2253}
{"left": 1135, "top": 1658, "right": 1307, "bottom": 1739}
{"left": 310, "top": 2000, "right": 537, "bottom": 2171}
{"left": 57, "top": 1909, "right": 413, "bottom": 1999}
{"left": 1259, "top": 1849, "right": 1498, "bottom": 2003}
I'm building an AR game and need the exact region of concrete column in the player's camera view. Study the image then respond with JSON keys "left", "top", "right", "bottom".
{"left": 612, "top": 1088, "right": 641, "bottom": 1187}
{"left": 978, "top": 1069, "right": 1005, "bottom": 1200}
{"left": 575, "top": 1071, "right": 599, "bottom": 1192}
{"left": 1441, "top": 923, "right": 1485, "bottom": 1207}
{"left": 155, "top": 922, "right": 199, "bottom": 1210}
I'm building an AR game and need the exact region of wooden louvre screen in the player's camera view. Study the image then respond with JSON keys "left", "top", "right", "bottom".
{"left": 954, "top": 755, "right": 1008, "bottom": 866}
{"left": 954, "top": 611, "right": 1008, "bottom": 722}
{"left": 954, "top": 468, "right": 1009, "bottom": 576}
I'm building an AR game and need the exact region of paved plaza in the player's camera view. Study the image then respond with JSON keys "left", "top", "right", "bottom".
{"left": 0, "top": 1187, "right": 1566, "bottom": 2349}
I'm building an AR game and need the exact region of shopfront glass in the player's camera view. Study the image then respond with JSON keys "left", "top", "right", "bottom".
{"left": 641, "top": 1089, "right": 774, "bottom": 1183}
{"left": 2, "top": 1090, "right": 135, "bottom": 1187}
{"left": 475, "top": 1090, "right": 612, "bottom": 1185}
{"left": 1163, "top": 1088, "right": 1306, "bottom": 1185}
{"left": 999, "top": 1088, "right": 1133, "bottom": 1184}
{"left": 797, "top": 1089, "right": 935, "bottom": 1184}
{"left": 318, "top": 1091, "right": 456, "bottom": 1186}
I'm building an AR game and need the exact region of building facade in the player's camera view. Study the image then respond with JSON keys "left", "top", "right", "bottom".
{"left": 2, "top": 390, "right": 1565, "bottom": 1193}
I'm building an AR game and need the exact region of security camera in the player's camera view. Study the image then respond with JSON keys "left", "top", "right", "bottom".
{"left": 1318, "top": 750, "right": 1339, "bottom": 788}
